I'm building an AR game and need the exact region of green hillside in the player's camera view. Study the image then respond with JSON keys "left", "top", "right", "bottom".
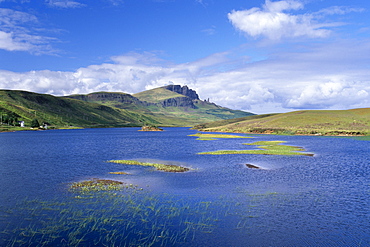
{"left": 67, "top": 86, "right": 254, "bottom": 126}
{"left": 0, "top": 90, "right": 161, "bottom": 131}
{"left": 0, "top": 86, "right": 254, "bottom": 131}
{"left": 195, "top": 108, "right": 370, "bottom": 136}
{"left": 133, "top": 87, "right": 185, "bottom": 103}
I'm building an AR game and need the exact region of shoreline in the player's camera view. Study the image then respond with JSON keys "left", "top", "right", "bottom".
{"left": 1, "top": 125, "right": 369, "bottom": 138}
{"left": 196, "top": 128, "right": 368, "bottom": 137}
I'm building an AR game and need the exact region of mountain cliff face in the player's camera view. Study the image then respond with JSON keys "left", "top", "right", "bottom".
{"left": 163, "top": 85, "right": 200, "bottom": 100}
{"left": 68, "top": 92, "right": 149, "bottom": 106}
{"left": 161, "top": 97, "right": 196, "bottom": 108}
{"left": 68, "top": 89, "right": 198, "bottom": 109}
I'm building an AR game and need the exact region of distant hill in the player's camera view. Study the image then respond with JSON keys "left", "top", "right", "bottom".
{"left": 0, "top": 85, "right": 254, "bottom": 130}
{"left": 0, "top": 90, "right": 161, "bottom": 130}
{"left": 194, "top": 108, "right": 370, "bottom": 136}
{"left": 67, "top": 85, "right": 254, "bottom": 126}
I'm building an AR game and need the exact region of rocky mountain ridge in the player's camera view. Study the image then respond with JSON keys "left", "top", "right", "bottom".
{"left": 68, "top": 85, "right": 205, "bottom": 109}
{"left": 163, "top": 85, "right": 200, "bottom": 100}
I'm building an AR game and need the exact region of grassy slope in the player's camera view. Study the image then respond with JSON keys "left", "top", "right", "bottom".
{"left": 0, "top": 88, "right": 254, "bottom": 130}
{"left": 193, "top": 114, "right": 278, "bottom": 129}
{"left": 134, "top": 100, "right": 254, "bottom": 126}
{"left": 0, "top": 90, "right": 161, "bottom": 129}
{"left": 81, "top": 88, "right": 254, "bottom": 126}
{"left": 198, "top": 108, "right": 370, "bottom": 135}
{"left": 133, "top": 87, "right": 185, "bottom": 103}
{"left": 135, "top": 87, "right": 254, "bottom": 124}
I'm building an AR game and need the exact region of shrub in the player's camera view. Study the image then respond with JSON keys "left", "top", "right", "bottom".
{"left": 31, "top": 118, "right": 40, "bottom": 128}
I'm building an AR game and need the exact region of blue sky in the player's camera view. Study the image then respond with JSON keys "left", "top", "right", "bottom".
{"left": 0, "top": 0, "right": 370, "bottom": 113}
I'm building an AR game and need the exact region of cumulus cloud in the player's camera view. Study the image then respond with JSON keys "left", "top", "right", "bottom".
{"left": 1, "top": 41, "right": 370, "bottom": 114}
{"left": 286, "top": 81, "right": 370, "bottom": 109}
{"left": 227, "top": 0, "right": 361, "bottom": 40}
{"left": 0, "top": 8, "right": 58, "bottom": 53}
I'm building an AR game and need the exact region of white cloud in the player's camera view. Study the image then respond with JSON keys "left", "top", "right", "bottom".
{"left": 0, "top": 8, "right": 58, "bottom": 54}
{"left": 0, "top": 30, "right": 29, "bottom": 51}
{"left": 46, "top": 0, "right": 86, "bottom": 8}
{"left": 227, "top": 0, "right": 361, "bottom": 40}
{"left": 1, "top": 38, "right": 370, "bottom": 114}
{"left": 286, "top": 81, "right": 370, "bottom": 109}
{"left": 316, "top": 6, "right": 364, "bottom": 16}
{"left": 202, "top": 26, "right": 216, "bottom": 36}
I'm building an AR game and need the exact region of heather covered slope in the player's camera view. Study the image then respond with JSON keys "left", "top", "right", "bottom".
{"left": 194, "top": 108, "right": 370, "bottom": 136}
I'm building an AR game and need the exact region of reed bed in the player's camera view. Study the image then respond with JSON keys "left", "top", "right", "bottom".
{"left": 1, "top": 188, "right": 221, "bottom": 246}
{"left": 0, "top": 187, "right": 291, "bottom": 246}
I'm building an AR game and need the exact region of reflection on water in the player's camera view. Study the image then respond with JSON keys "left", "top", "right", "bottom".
{"left": 0, "top": 128, "right": 369, "bottom": 246}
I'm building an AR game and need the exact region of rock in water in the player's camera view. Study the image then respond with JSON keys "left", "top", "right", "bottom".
{"left": 246, "top": 164, "right": 260, "bottom": 169}
{"left": 139, "top": 126, "right": 163, "bottom": 131}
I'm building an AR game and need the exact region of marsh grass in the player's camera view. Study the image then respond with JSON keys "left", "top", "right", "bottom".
{"left": 0, "top": 183, "right": 297, "bottom": 247}
{"left": 198, "top": 141, "right": 314, "bottom": 156}
{"left": 107, "top": 160, "right": 191, "bottom": 172}
{"left": 189, "top": 133, "right": 251, "bottom": 140}
{"left": 2, "top": 189, "right": 224, "bottom": 247}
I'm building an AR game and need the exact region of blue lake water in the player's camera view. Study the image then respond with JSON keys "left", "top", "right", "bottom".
{"left": 0, "top": 127, "right": 369, "bottom": 246}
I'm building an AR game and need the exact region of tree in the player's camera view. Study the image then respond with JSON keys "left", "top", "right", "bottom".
{"left": 31, "top": 118, "right": 40, "bottom": 128}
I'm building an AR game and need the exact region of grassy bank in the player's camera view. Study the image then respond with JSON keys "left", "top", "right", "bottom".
{"left": 195, "top": 108, "right": 370, "bottom": 136}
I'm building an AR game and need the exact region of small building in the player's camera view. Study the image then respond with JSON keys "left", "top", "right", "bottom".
{"left": 19, "top": 121, "right": 25, "bottom": 127}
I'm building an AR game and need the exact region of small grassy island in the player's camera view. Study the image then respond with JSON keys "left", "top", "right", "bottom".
{"left": 109, "top": 171, "right": 130, "bottom": 175}
{"left": 139, "top": 126, "right": 164, "bottom": 131}
{"left": 107, "top": 160, "right": 191, "bottom": 172}
{"left": 198, "top": 140, "right": 314, "bottom": 156}
{"left": 69, "top": 179, "right": 126, "bottom": 192}
{"left": 189, "top": 133, "right": 251, "bottom": 140}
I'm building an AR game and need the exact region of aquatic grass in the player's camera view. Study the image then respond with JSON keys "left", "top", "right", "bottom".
{"left": 2, "top": 190, "right": 226, "bottom": 247}
{"left": 189, "top": 133, "right": 251, "bottom": 140}
{"left": 107, "top": 160, "right": 191, "bottom": 172}
{"left": 2, "top": 175, "right": 319, "bottom": 247}
{"left": 198, "top": 140, "right": 314, "bottom": 156}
